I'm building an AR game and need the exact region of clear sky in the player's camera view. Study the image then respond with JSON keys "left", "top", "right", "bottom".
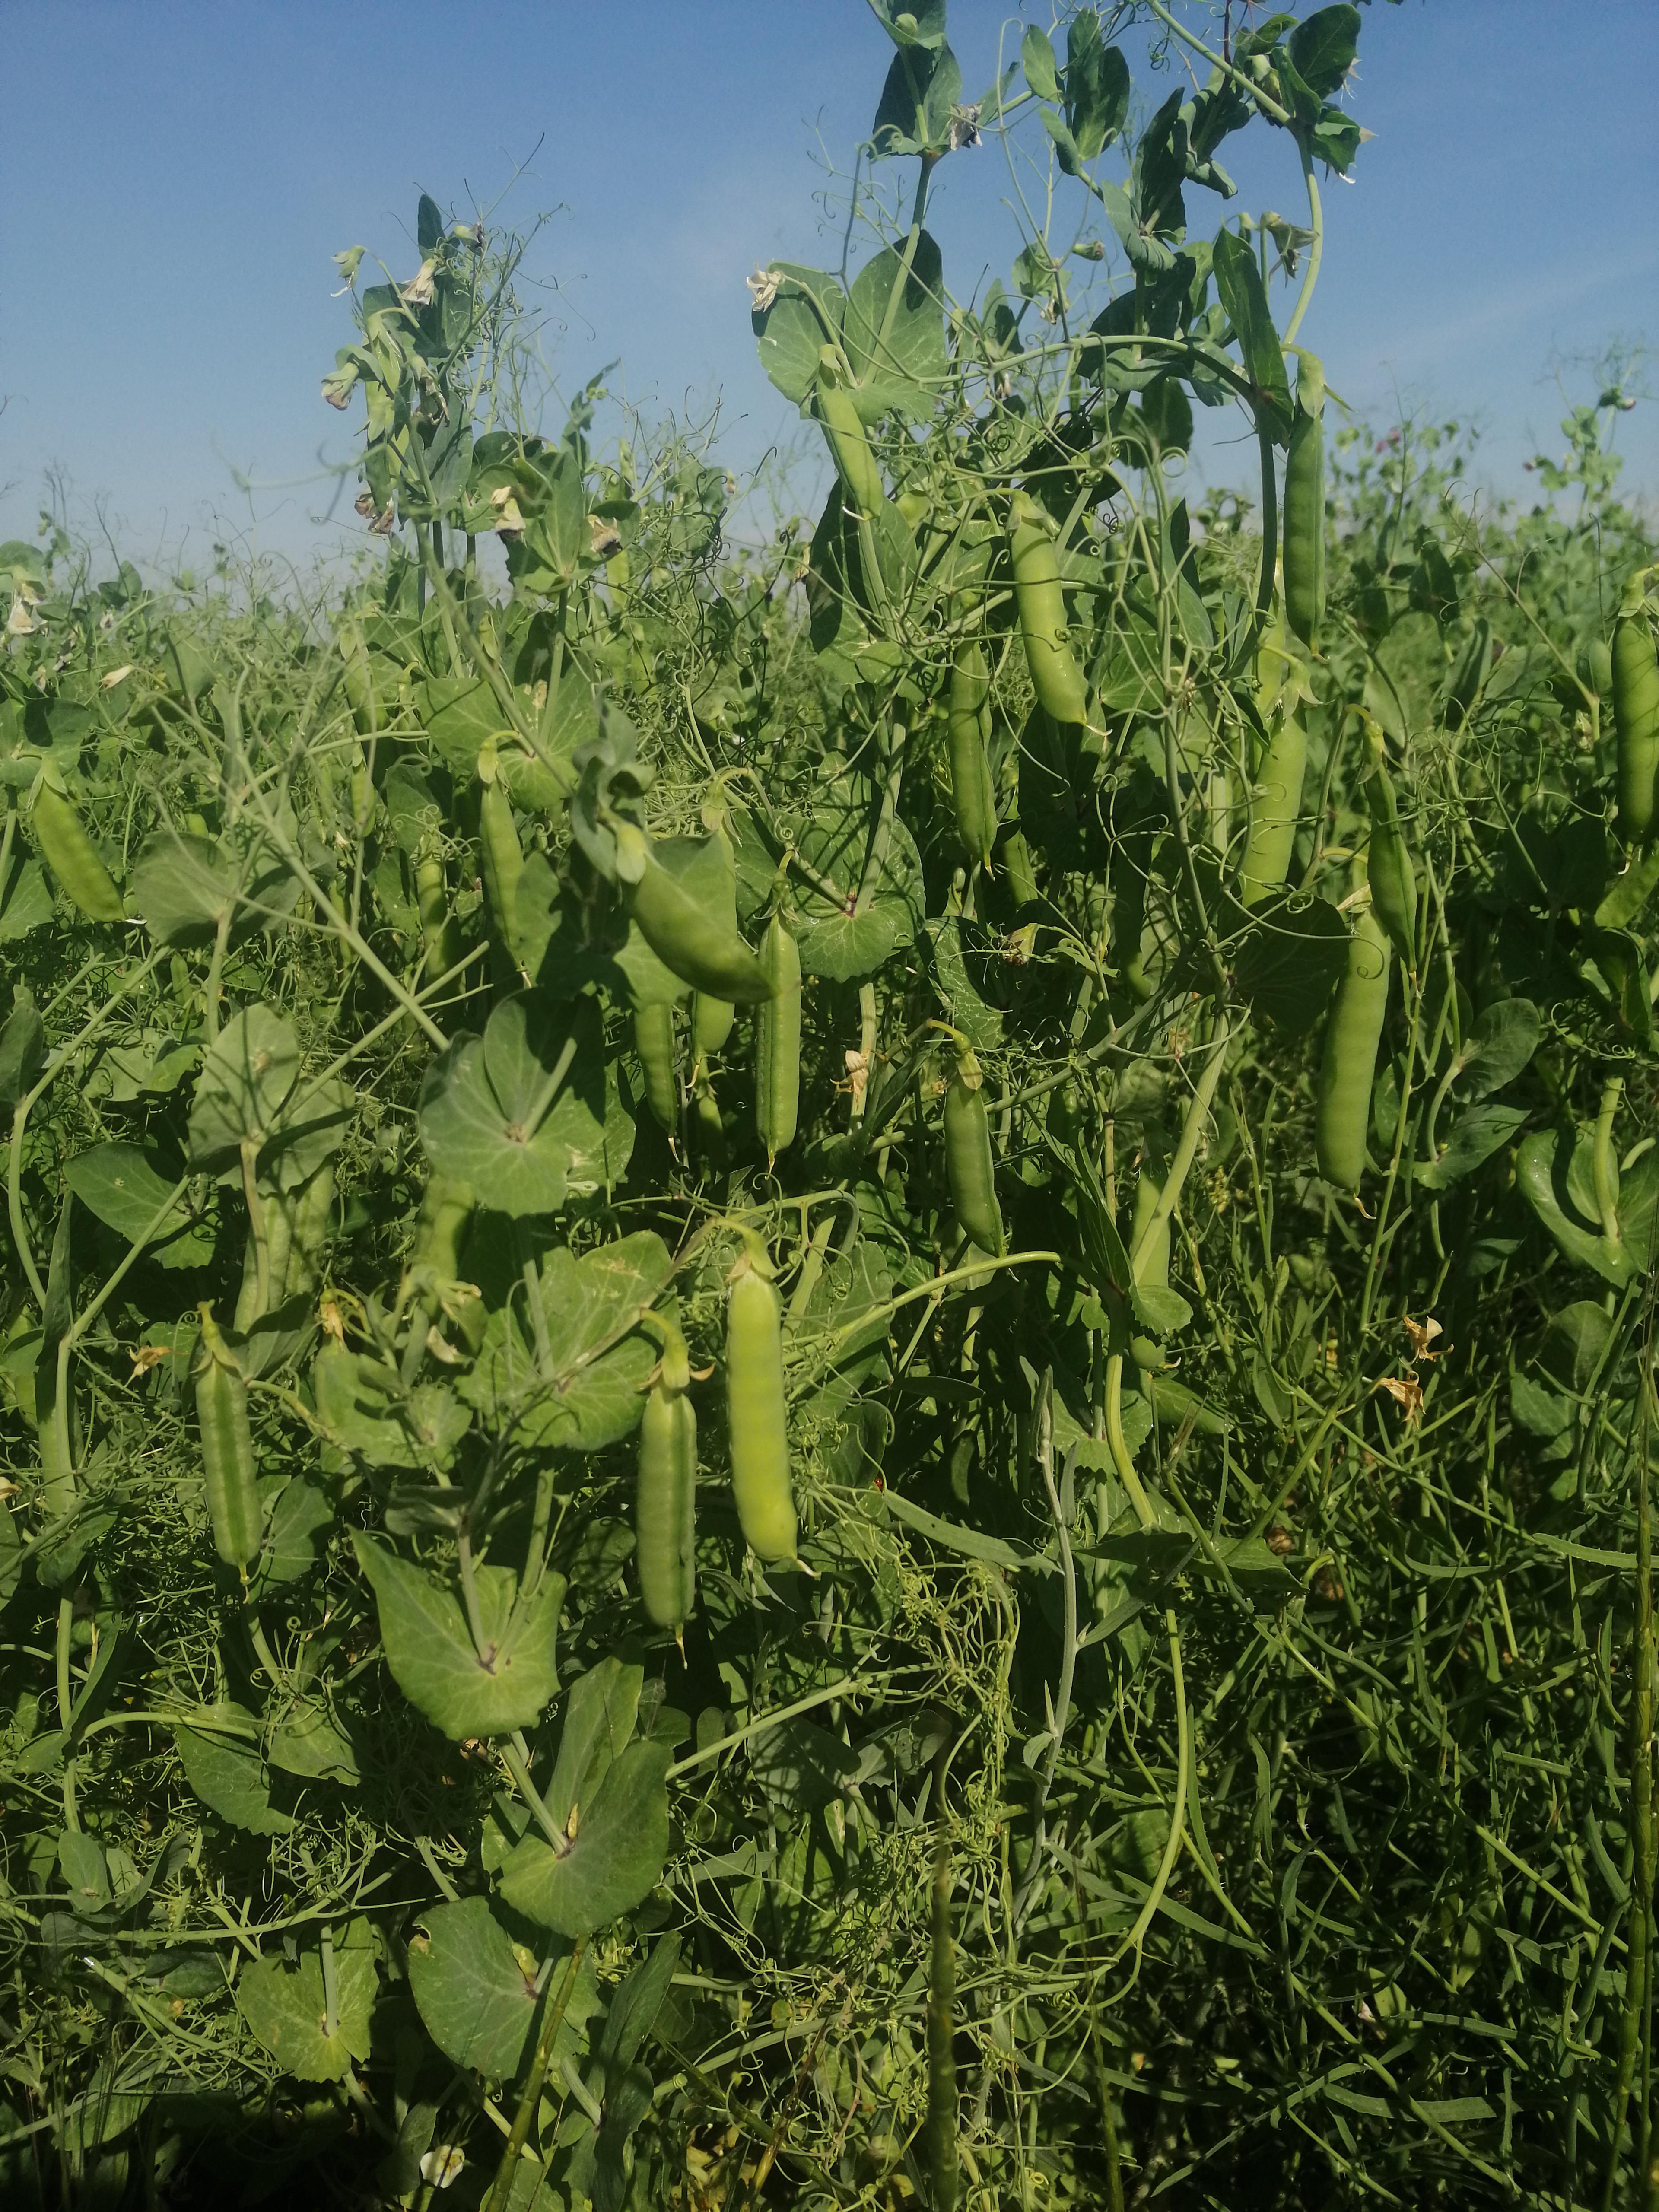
{"left": 3, "top": 2, "right": 1655, "bottom": 578}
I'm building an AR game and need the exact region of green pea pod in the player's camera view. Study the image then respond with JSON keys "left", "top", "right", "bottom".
{"left": 31, "top": 784, "right": 125, "bottom": 922}
{"left": 637, "top": 1350, "right": 697, "bottom": 1635}
{"left": 947, "top": 638, "right": 998, "bottom": 870}
{"left": 634, "top": 1003, "right": 679, "bottom": 1133}
{"left": 1614, "top": 570, "right": 1659, "bottom": 845}
{"left": 726, "top": 1257, "right": 796, "bottom": 1562}
{"left": 813, "top": 360, "right": 886, "bottom": 518}
{"left": 1282, "top": 354, "right": 1326, "bottom": 653}
{"left": 478, "top": 778, "right": 525, "bottom": 969}
{"left": 1238, "top": 709, "right": 1306, "bottom": 907}
{"left": 944, "top": 1046, "right": 1004, "bottom": 1258}
{"left": 1443, "top": 617, "right": 1491, "bottom": 731}
{"left": 926, "top": 1837, "right": 959, "bottom": 2212}
{"left": 194, "top": 1306, "right": 261, "bottom": 1570}
{"left": 692, "top": 993, "right": 735, "bottom": 1059}
{"left": 756, "top": 914, "right": 801, "bottom": 1166}
{"left": 1008, "top": 492, "right": 1088, "bottom": 727}
{"left": 1000, "top": 828, "right": 1039, "bottom": 908}
{"left": 1363, "top": 724, "right": 1417, "bottom": 966}
{"left": 1129, "top": 1165, "right": 1169, "bottom": 1372}
{"left": 415, "top": 836, "right": 463, "bottom": 980}
{"left": 616, "top": 824, "right": 771, "bottom": 1004}
{"left": 1316, "top": 903, "right": 1391, "bottom": 1192}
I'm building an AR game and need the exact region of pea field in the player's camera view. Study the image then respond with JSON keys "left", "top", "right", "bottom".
{"left": 3, "top": 3, "right": 1658, "bottom": 2206}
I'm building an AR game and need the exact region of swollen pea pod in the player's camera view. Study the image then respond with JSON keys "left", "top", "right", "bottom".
{"left": 1128, "top": 1165, "right": 1170, "bottom": 1373}
{"left": 30, "top": 779, "right": 125, "bottom": 923}
{"left": 999, "top": 828, "right": 1039, "bottom": 908}
{"left": 1613, "top": 568, "right": 1659, "bottom": 846}
{"left": 1362, "top": 719, "right": 1418, "bottom": 967}
{"left": 692, "top": 993, "right": 735, "bottom": 1059}
{"left": 413, "top": 1174, "right": 484, "bottom": 1353}
{"left": 942, "top": 1038, "right": 1004, "bottom": 1258}
{"left": 415, "top": 834, "right": 463, "bottom": 980}
{"left": 194, "top": 1305, "right": 261, "bottom": 1572}
{"left": 1238, "top": 600, "right": 1309, "bottom": 907}
{"left": 636, "top": 1322, "right": 697, "bottom": 1637}
{"left": 615, "top": 823, "right": 770, "bottom": 1003}
{"left": 1282, "top": 353, "right": 1326, "bottom": 653}
{"left": 947, "top": 638, "right": 999, "bottom": 870}
{"left": 635, "top": 1002, "right": 680, "bottom": 1133}
{"left": 1008, "top": 491, "right": 1089, "bottom": 728}
{"left": 477, "top": 754, "right": 526, "bottom": 972}
{"left": 755, "top": 913, "right": 801, "bottom": 1166}
{"left": 725, "top": 1246, "right": 797, "bottom": 1564}
{"left": 925, "top": 1834, "right": 959, "bottom": 2212}
{"left": 1316, "top": 902, "right": 1391, "bottom": 1192}
{"left": 812, "top": 356, "right": 886, "bottom": 519}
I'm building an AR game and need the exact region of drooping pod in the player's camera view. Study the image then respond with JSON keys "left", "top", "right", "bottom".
{"left": 195, "top": 1304, "right": 261, "bottom": 1571}
{"left": 812, "top": 356, "right": 887, "bottom": 519}
{"left": 614, "top": 824, "right": 770, "bottom": 1003}
{"left": 999, "top": 829, "right": 1039, "bottom": 908}
{"left": 1238, "top": 599, "right": 1309, "bottom": 907}
{"left": 1362, "top": 720, "right": 1418, "bottom": 967}
{"left": 1128, "top": 1164, "right": 1170, "bottom": 1372}
{"left": 947, "top": 638, "right": 999, "bottom": 870}
{"left": 636, "top": 1324, "right": 697, "bottom": 1635}
{"left": 755, "top": 914, "right": 801, "bottom": 1166}
{"left": 1613, "top": 569, "right": 1659, "bottom": 845}
{"left": 477, "top": 760, "right": 526, "bottom": 971}
{"left": 1007, "top": 492, "right": 1088, "bottom": 728}
{"left": 943, "top": 1040, "right": 1004, "bottom": 1258}
{"left": 1316, "top": 902, "right": 1391, "bottom": 1192}
{"left": 725, "top": 1246, "right": 796, "bottom": 1563}
{"left": 415, "top": 835, "right": 462, "bottom": 980}
{"left": 30, "top": 781, "right": 124, "bottom": 922}
{"left": 1282, "top": 353, "right": 1326, "bottom": 653}
{"left": 634, "top": 1002, "right": 680, "bottom": 1134}
{"left": 692, "top": 993, "right": 735, "bottom": 1060}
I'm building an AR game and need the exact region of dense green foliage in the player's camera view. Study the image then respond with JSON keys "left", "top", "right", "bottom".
{"left": 2, "top": 5, "right": 1658, "bottom": 2208}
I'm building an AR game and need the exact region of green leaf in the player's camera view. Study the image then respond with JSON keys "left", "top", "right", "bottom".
{"left": 927, "top": 917, "right": 1004, "bottom": 1051}
{"left": 786, "top": 792, "right": 924, "bottom": 982}
{"left": 842, "top": 235, "right": 947, "bottom": 420}
{"left": 0, "top": 858, "right": 54, "bottom": 941}
{"left": 1065, "top": 16, "right": 1130, "bottom": 159}
{"left": 0, "top": 989, "right": 45, "bottom": 1105}
{"left": 173, "top": 1716, "right": 296, "bottom": 1835}
{"left": 419, "top": 993, "right": 626, "bottom": 1217}
{"left": 409, "top": 1897, "right": 555, "bottom": 2080}
{"left": 62, "top": 1143, "right": 211, "bottom": 1268}
{"left": 1287, "top": 5, "right": 1361, "bottom": 100}
{"left": 1459, "top": 997, "right": 1540, "bottom": 1099}
{"left": 1595, "top": 848, "right": 1659, "bottom": 931}
{"left": 546, "top": 1657, "right": 644, "bottom": 1832}
{"left": 187, "top": 1004, "right": 301, "bottom": 1170}
{"left": 268, "top": 1698, "right": 359, "bottom": 1786}
{"left": 237, "top": 1921, "right": 377, "bottom": 2083}
{"left": 459, "top": 1233, "right": 671, "bottom": 1452}
{"left": 315, "top": 1341, "right": 472, "bottom": 1468}
{"left": 1210, "top": 228, "right": 1294, "bottom": 440}
{"left": 251, "top": 1474, "right": 335, "bottom": 1588}
{"left": 1511, "top": 1370, "right": 1573, "bottom": 1440}
{"left": 57, "top": 1827, "right": 111, "bottom": 1915}
{"left": 1021, "top": 24, "right": 1060, "bottom": 100}
{"left": 872, "top": 44, "right": 962, "bottom": 162}
{"left": 1231, "top": 892, "right": 1348, "bottom": 1038}
{"left": 751, "top": 263, "right": 849, "bottom": 408}
{"left": 1416, "top": 1103, "right": 1529, "bottom": 1191}
{"left": 1516, "top": 1128, "right": 1632, "bottom": 1285}
{"left": 497, "top": 1741, "right": 673, "bottom": 1936}
{"left": 419, "top": 675, "right": 575, "bottom": 812}
{"left": 352, "top": 1535, "right": 565, "bottom": 1740}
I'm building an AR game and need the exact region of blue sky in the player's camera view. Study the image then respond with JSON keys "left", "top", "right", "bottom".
{"left": 3, "top": 1, "right": 1654, "bottom": 577}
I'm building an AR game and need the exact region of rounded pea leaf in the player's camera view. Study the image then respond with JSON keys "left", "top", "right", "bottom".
{"left": 420, "top": 992, "right": 623, "bottom": 1217}
{"left": 63, "top": 1142, "right": 211, "bottom": 1268}
{"left": 496, "top": 1740, "right": 673, "bottom": 1936}
{"left": 1459, "top": 997, "right": 1541, "bottom": 1100}
{"left": 351, "top": 1535, "right": 565, "bottom": 1740}
{"left": 237, "top": 1923, "right": 377, "bottom": 2084}
{"left": 408, "top": 1897, "right": 541, "bottom": 2080}
{"left": 187, "top": 1005, "right": 300, "bottom": 1170}
{"left": 173, "top": 1719, "right": 296, "bottom": 1835}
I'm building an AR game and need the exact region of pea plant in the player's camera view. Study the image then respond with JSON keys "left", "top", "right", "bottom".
{"left": 3, "top": 4, "right": 1659, "bottom": 2207}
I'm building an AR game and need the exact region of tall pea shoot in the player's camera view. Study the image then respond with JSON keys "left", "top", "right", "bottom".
{"left": 2, "top": 4, "right": 1659, "bottom": 2205}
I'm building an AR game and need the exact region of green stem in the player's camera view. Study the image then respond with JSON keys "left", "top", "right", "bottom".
{"left": 1281, "top": 134, "right": 1325, "bottom": 349}
{"left": 483, "top": 1940, "right": 587, "bottom": 2212}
